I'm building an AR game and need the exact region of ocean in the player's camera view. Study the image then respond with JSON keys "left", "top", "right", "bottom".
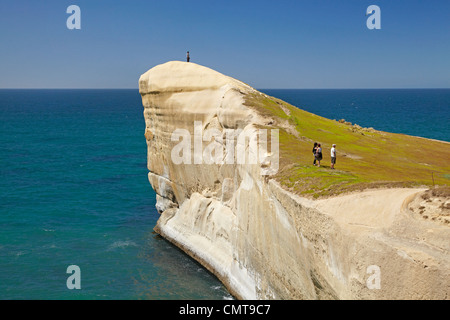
{"left": 0, "top": 88, "right": 448, "bottom": 300}
{"left": 261, "top": 89, "right": 450, "bottom": 142}
{"left": 0, "top": 89, "right": 232, "bottom": 300}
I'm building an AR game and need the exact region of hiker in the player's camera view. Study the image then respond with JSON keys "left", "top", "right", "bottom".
{"left": 187, "top": 51, "right": 190, "bottom": 62}
{"left": 331, "top": 144, "right": 336, "bottom": 169}
{"left": 315, "top": 143, "right": 323, "bottom": 167}
{"left": 330, "top": 144, "right": 337, "bottom": 169}
{"left": 312, "top": 142, "right": 318, "bottom": 165}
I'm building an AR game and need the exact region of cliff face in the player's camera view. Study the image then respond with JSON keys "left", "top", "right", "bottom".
{"left": 139, "top": 61, "right": 449, "bottom": 299}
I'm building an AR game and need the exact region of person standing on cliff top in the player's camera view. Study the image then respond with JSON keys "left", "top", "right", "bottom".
{"left": 187, "top": 51, "right": 190, "bottom": 62}
{"left": 331, "top": 144, "right": 337, "bottom": 169}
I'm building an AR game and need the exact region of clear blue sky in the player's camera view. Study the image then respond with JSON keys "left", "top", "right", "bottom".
{"left": 0, "top": 0, "right": 449, "bottom": 89}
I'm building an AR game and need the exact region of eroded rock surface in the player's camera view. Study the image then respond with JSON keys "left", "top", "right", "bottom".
{"left": 139, "top": 61, "right": 449, "bottom": 299}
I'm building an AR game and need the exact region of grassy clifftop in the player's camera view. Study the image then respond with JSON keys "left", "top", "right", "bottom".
{"left": 244, "top": 92, "right": 450, "bottom": 198}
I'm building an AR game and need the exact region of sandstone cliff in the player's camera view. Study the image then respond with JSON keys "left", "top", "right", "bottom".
{"left": 139, "top": 61, "right": 449, "bottom": 299}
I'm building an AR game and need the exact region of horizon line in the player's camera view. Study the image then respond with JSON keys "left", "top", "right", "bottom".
{"left": 1, "top": 87, "right": 449, "bottom": 90}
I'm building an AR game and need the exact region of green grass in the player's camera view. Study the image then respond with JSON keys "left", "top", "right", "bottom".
{"left": 244, "top": 92, "right": 450, "bottom": 198}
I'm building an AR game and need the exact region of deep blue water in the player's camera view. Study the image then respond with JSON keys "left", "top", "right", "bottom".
{"left": 0, "top": 88, "right": 448, "bottom": 300}
{"left": 261, "top": 89, "right": 450, "bottom": 142}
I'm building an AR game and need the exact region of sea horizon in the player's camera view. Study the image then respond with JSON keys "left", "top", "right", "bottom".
{"left": 2, "top": 88, "right": 448, "bottom": 142}
{"left": 1, "top": 88, "right": 449, "bottom": 90}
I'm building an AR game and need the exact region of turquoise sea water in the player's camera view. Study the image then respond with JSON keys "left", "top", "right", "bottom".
{"left": 0, "top": 89, "right": 231, "bottom": 299}
{"left": 0, "top": 89, "right": 448, "bottom": 300}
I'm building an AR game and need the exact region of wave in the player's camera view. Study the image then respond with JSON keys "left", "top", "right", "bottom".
{"left": 107, "top": 240, "right": 138, "bottom": 251}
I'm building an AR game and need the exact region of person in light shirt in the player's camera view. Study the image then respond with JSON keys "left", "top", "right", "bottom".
{"left": 330, "top": 144, "right": 337, "bottom": 169}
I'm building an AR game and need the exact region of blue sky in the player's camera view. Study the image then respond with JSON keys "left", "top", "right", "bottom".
{"left": 0, "top": 0, "right": 449, "bottom": 89}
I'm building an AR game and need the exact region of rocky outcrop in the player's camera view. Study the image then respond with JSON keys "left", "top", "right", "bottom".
{"left": 139, "top": 61, "right": 449, "bottom": 299}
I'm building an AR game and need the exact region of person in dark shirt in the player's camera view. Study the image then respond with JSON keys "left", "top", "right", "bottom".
{"left": 312, "top": 142, "right": 318, "bottom": 165}
{"left": 315, "top": 143, "right": 323, "bottom": 167}
{"left": 187, "top": 51, "right": 190, "bottom": 62}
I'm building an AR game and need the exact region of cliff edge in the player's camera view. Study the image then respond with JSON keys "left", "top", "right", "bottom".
{"left": 139, "top": 61, "right": 449, "bottom": 299}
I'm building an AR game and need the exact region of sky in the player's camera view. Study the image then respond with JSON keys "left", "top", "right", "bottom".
{"left": 0, "top": 0, "right": 449, "bottom": 89}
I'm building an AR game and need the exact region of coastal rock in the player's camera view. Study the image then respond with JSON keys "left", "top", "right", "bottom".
{"left": 139, "top": 61, "right": 450, "bottom": 299}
